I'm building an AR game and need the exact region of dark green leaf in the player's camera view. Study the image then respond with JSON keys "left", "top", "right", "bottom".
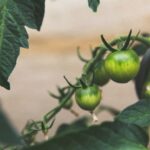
{"left": 23, "top": 121, "right": 148, "bottom": 150}
{"left": 0, "top": 110, "right": 23, "bottom": 145}
{"left": 135, "top": 49, "right": 150, "bottom": 98}
{"left": 15, "top": 0, "right": 45, "bottom": 30}
{"left": 117, "top": 99, "right": 150, "bottom": 127}
{"left": 88, "top": 0, "right": 100, "bottom": 12}
{"left": 0, "top": 0, "right": 45, "bottom": 89}
{"left": 56, "top": 117, "right": 90, "bottom": 136}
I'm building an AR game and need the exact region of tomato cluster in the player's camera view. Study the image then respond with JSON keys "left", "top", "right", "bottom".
{"left": 64, "top": 30, "right": 141, "bottom": 121}
{"left": 100, "top": 30, "right": 140, "bottom": 83}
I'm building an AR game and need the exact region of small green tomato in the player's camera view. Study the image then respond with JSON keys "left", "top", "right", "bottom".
{"left": 83, "top": 60, "right": 109, "bottom": 86}
{"left": 104, "top": 49, "right": 140, "bottom": 83}
{"left": 142, "top": 81, "right": 150, "bottom": 99}
{"left": 93, "top": 60, "right": 109, "bottom": 86}
{"left": 75, "top": 85, "right": 102, "bottom": 111}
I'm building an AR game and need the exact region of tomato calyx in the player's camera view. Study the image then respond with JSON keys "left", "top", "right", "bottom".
{"left": 49, "top": 86, "right": 73, "bottom": 110}
{"left": 101, "top": 29, "right": 133, "bottom": 52}
{"left": 64, "top": 73, "right": 95, "bottom": 90}
{"left": 77, "top": 47, "right": 89, "bottom": 63}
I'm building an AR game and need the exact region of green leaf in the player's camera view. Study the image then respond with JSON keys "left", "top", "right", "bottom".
{"left": 0, "top": 0, "right": 45, "bottom": 89}
{"left": 0, "top": 110, "right": 22, "bottom": 145}
{"left": 88, "top": 0, "right": 100, "bottom": 12}
{"left": 117, "top": 99, "right": 150, "bottom": 127}
{"left": 15, "top": 0, "right": 45, "bottom": 30}
{"left": 23, "top": 121, "right": 148, "bottom": 150}
{"left": 56, "top": 117, "right": 90, "bottom": 136}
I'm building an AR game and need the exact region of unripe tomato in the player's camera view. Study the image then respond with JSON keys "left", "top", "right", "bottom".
{"left": 75, "top": 85, "right": 102, "bottom": 111}
{"left": 93, "top": 60, "right": 109, "bottom": 86}
{"left": 83, "top": 60, "right": 109, "bottom": 86}
{"left": 142, "top": 81, "right": 150, "bottom": 99}
{"left": 104, "top": 49, "right": 140, "bottom": 83}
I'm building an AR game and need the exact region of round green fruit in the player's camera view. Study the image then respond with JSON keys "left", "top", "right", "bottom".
{"left": 75, "top": 85, "right": 102, "bottom": 111}
{"left": 142, "top": 81, "right": 150, "bottom": 99}
{"left": 93, "top": 60, "right": 109, "bottom": 86}
{"left": 104, "top": 49, "right": 140, "bottom": 83}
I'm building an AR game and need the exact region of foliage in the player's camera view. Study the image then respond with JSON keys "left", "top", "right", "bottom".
{"left": 88, "top": 0, "right": 100, "bottom": 12}
{"left": 117, "top": 99, "right": 150, "bottom": 127}
{"left": 24, "top": 121, "right": 149, "bottom": 150}
{"left": 0, "top": 0, "right": 45, "bottom": 89}
{"left": 1, "top": 1, "right": 150, "bottom": 150}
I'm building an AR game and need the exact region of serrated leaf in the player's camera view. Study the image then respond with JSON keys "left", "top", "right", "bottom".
{"left": 15, "top": 0, "right": 45, "bottom": 30}
{"left": 117, "top": 99, "right": 150, "bottom": 127}
{"left": 0, "top": 0, "right": 45, "bottom": 89}
{"left": 24, "top": 121, "right": 148, "bottom": 150}
{"left": 88, "top": 0, "right": 100, "bottom": 12}
{"left": 135, "top": 49, "right": 150, "bottom": 98}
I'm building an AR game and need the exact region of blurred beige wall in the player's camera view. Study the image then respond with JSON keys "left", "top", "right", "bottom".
{"left": 31, "top": 0, "right": 150, "bottom": 37}
{"left": 0, "top": 0, "right": 150, "bottom": 140}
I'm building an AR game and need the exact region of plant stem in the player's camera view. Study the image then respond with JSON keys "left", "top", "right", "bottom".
{"left": 97, "top": 105, "right": 120, "bottom": 116}
{"left": 70, "top": 109, "right": 79, "bottom": 117}
{"left": 90, "top": 112, "right": 98, "bottom": 122}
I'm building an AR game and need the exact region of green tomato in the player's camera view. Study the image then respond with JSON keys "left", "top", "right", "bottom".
{"left": 142, "top": 81, "right": 150, "bottom": 99}
{"left": 93, "top": 60, "right": 109, "bottom": 86}
{"left": 104, "top": 49, "right": 140, "bottom": 83}
{"left": 83, "top": 60, "right": 109, "bottom": 86}
{"left": 75, "top": 85, "right": 102, "bottom": 111}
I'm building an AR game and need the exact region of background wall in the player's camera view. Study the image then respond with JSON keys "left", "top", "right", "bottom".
{"left": 0, "top": 0, "right": 150, "bottom": 140}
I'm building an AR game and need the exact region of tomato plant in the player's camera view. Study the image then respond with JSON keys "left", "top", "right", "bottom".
{"left": 93, "top": 60, "right": 110, "bottom": 86}
{"left": 1, "top": 1, "right": 150, "bottom": 150}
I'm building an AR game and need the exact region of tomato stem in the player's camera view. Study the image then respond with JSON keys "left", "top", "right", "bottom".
{"left": 64, "top": 76, "right": 80, "bottom": 89}
{"left": 79, "top": 79, "right": 87, "bottom": 89}
{"left": 48, "top": 91, "right": 60, "bottom": 99}
{"left": 90, "top": 112, "right": 98, "bottom": 122}
{"left": 25, "top": 33, "right": 150, "bottom": 141}
{"left": 77, "top": 47, "right": 89, "bottom": 63}
{"left": 44, "top": 132, "right": 49, "bottom": 141}
{"left": 70, "top": 109, "right": 79, "bottom": 117}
